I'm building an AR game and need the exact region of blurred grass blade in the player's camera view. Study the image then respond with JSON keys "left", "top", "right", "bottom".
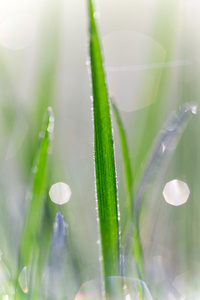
{"left": 16, "top": 107, "right": 54, "bottom": 295}
{"left": 112, "top": 100, "right": 133, "bottom": 215}
{"left": 41, "top": 212, "right": 79, "bottom": 299}
{"left": 88, "top": 0, "right": 120, "bottom": 283}
{"left": 22, "top": 0, "right": 62, "bottom": 176}
{"left": 50, "top": 212, "right": 67, "bottom": 266}
{"left": 135, "top": 102, "right": 197, "bottom": 217}
{"left": 33, "top": 0, "right": 61, "bottom": 127}
{"left": 47, "top": 212, "right": 68, "bottom": 298}
{"left": 111, "top": 101, "right": 144, "bottom": 281}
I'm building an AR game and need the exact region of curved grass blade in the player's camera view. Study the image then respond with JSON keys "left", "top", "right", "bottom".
{"left": 88, "top": 0, "right": 120, "bottom": 287}
{"left": 111, "top": 101, "right": 144, "bottom": 280}
{"left": 112, "top": 100, "right": 133, "bottom": 216}
{"left": 135, "top": 102, "right": 198, "bottom": 219}
{"left": 15, "top": 107, "right": 54, "bottom": 297}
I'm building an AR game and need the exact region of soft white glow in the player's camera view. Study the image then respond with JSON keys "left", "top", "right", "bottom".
{"left": 0, "top": 14, "right": 35, "bottom": 50}
{"left": 163, "top": 179, "right": 190, "bottom": 206}
{"left": 103, "top": 31, "right": 166, "bottom": 112}
{"left": 49, "top": 182, "right": 72, "bottom": 205}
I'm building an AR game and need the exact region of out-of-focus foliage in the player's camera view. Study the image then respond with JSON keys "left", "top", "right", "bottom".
{"left": 0, "top": 0, "right": 199, "bottom": 299}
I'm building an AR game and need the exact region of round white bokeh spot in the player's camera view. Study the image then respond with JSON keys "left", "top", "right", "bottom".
{"left": 49, "top": 182, "right": 72, "bottom": 205}
{"left": 163, "top": 179, "right": 190, "bottom": 206}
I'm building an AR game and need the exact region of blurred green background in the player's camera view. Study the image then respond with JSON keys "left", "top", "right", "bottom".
{"left": 0, "top": 0, "right": 200, "bottom": 298}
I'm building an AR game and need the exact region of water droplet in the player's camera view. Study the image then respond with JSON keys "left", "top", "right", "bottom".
{"left": 93, "top": 12, "right": 100, "bottom": 19}
{"left": 49, "top": 182, "right": 72, "bottom": 205}
{"left": 18, "top": 266, "right": 28, "bottom": 293}
{"left": 90, "top": 95, "right": 94, "bottom": 103}
{"left": 163, "top": 179, "right": 190, "bottom": 206}
{"left": 161, "top": 143, "right": 166, "bottom": 153}
{"left": 86, "top": 58, "right": 91, "bottom": 66}
{"left": 0, "top": 14, "right": 35, "bottom": 50}
{"left": 191, "top": 104, "right": 198, "bottom": 114}
{"left": 47, "top": 108, "right": 55, "bottom": 135}
{"left": 39, "top": 131, "right": 45, "bottom": 138}
{"left": 31, "top": 166, "right": 38, "bottom": 174}
{"left": 47, "top": 125, "right": 54, "bottom": 133}
{"left": 75, "top": 277, "right": 153, "bottom": 299}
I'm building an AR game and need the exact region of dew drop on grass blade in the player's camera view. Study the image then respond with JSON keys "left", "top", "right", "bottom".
{"left": 15, "top": 107, "right": 54, "bottom": 297}
{"left": 88, "top": 0, "right": 120, "bottom": 295}
{"left": 135, "top": 102, "right": 198, "bottom": 218}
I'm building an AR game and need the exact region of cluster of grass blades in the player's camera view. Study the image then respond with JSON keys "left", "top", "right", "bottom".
{"left": 86, "top": 0, "right": 197, "bottom": 299}
{"left": 87, "top": 0, "right": 198, "bottom": 298}
{"left": 0, "top": 0, "right": 198, "bottom": 299}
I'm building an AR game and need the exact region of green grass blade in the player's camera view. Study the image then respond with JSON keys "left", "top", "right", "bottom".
{"left": 112, "top": 100, "right": 133, "bottom": 216}
{"left": 15, "top": 107, "right": 54, "bottom": 295}
{"left": 111, "top": 101, "right": 144, "bottom": 280}
{"left": 88, "top": 0, "right": 120, "bottom": 282}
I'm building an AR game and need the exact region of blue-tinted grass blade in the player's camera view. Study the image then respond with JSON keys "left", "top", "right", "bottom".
{"left": 135, "top": 102, "right": 198, "bottom": 219}
{"left": 41, "top": 212, "right": 79, "bottom": 299}
{"left": 50, "top": 212, "right": 67, "bottom": 267}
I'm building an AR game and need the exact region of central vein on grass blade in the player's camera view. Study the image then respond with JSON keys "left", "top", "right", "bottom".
{"left": 88, "top": 0, "right": 120, "bottom": 295}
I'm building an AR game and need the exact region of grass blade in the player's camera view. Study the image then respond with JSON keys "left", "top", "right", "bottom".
{"left": 88, "top": 0, "right": 120, "bottom": 284}
{"left": 15, "top": 107, "right": 54, "bottom": 296}
{"left": 111, "top": 101, "right": 144, "bottom": 280}
{"left": 135, "top": 102, "right": 197, "bottom": 218}
{"left": 112, "top": 100, "right": 133, "bottom": 216}
{"left": 41, "top": 212, "right": 79, "bottom": 299}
